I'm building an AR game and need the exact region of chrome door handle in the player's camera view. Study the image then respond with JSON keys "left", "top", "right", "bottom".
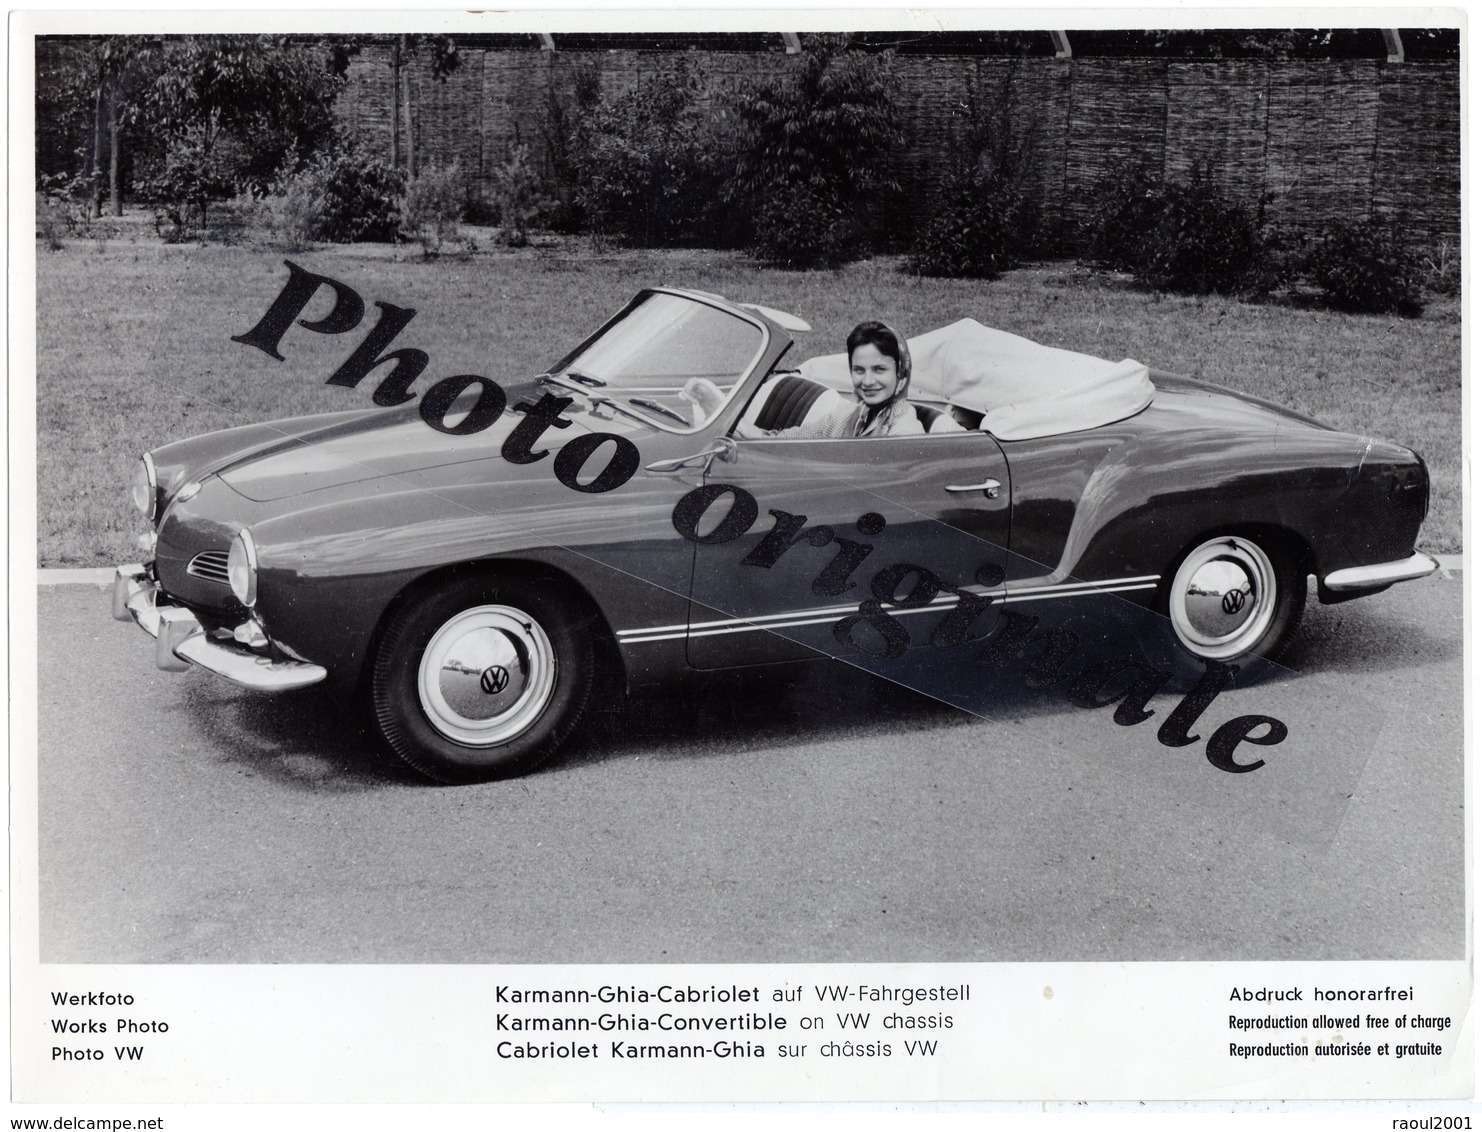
{"left": 945, "top": 478, "right": 1001, "bottom": 498}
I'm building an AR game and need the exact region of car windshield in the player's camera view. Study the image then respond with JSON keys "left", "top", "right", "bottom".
{"left": 552, "top": 293, "right": 765, "bottom": 430}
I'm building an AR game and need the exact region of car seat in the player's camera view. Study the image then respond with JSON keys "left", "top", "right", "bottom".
{"left": 743, "top": 373, "right": 843, "bottom": 431}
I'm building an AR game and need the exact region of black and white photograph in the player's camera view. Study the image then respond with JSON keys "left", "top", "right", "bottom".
{"left": 12, "top": 10, "right": 1470, "bottom": 1111}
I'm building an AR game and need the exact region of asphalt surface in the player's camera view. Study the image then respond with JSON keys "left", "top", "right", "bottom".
{"left": 35, "top": 572, "right": 1463, "bottom": 963}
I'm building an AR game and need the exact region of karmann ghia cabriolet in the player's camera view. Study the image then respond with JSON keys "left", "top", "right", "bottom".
{"left": 114, "top": 287, "right": 1436, "bottom": 781}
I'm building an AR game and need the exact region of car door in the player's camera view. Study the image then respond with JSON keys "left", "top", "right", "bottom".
{"left": 685, "top": 430, "right": 1011, "bottom": 669}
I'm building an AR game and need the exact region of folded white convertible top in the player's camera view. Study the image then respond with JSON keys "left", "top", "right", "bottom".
{"left": 799, "top": 318, "right": 1155, "bottom": 441}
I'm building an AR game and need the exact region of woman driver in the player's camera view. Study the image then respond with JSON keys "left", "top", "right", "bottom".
{"left": 690, "top": 321, "right": 924, "bottom": 439}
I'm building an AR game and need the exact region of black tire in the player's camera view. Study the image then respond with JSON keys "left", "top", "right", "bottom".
{"left": 371, "top": 571, "right": 594, "bottom": 783}
{"left": 1161, "top": 534, "right": 1306, "bottom": 663}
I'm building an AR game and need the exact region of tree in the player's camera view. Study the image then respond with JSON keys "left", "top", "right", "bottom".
{"left": 93, "top": 38, "right": 160, "bottom": 216}
{"left": 138, "top": 35, "right": 343, "bottom": 229}
{"left": 327, "top": 36, "right": 459, "bottom": 179}
{"left": 34, "top": 36, "right": 161, "bottom": 218}
{"left": 728, "top": 35, "right": 903, "bottom": 266}
{"left": 568, "top": 57, "right": 723, "bottom": 247}
{"left": 390, "top": 35, "right": 459, "bottom": 179}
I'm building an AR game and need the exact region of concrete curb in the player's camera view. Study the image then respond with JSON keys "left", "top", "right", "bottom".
{"left": 38, "top": 568, "right": 117, "bottom": 585}
{"left": 1434, "top": 554, "right": 1465, "bottom": 577}
{"left": 36, "top": 556, "right": 1467, "bottom": 586}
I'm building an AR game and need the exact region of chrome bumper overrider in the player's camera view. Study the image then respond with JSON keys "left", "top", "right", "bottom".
{"left": 112, "top": 564, "right": 327, "bottom": 691}
{"left": 1322, "top": 551, "right": 1440, "bottom": 593}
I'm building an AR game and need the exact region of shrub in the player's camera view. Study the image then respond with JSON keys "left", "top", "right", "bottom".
{"left": 1083, "top": 167, "right": 1163, "bottom": 273}
{"left": 251, "top": 145, "right": 405, "bottom": 248}
{"left": 750, "top": 180, "right": 857, "bottom": 270}
{"left": 314, "top": 147, "right": 405, "bottom": 243}
{"left": 1303, "top": 218, "right": 1426, "bottom": 317}
{"left": 487, "top": 144, "right": 551, "bottom": 247}
{"left": 729, "top": 35, "right": 903, "bottom": 268}
{"left": 1421, "top": 236, "right": 1460, "bottom": 296}
{"left": 401, "top": 162, "right": 468, "bottom": 256}
{"left": 261, "top": 174, "right": 322, "bottom": 250}
{"left": 1084, "top": 165, "right": 1269, "bottom": 296}
{"left": 137, "top": 137, "right": 235, "bottom": 235}
{"left": 908, "top": 175, "right": 1017, "bottom": 279}
{"left": 35, "top": 172, "right": 92, "bottom": 250}
{"left": 537, "top": 69, "right": 591, "bottom": 235}
{"left": 568, "top": 58, "right": 723, "bottom": 247}
{"left": 908, "top": 67, "right": 1043, "bottom": 278}
{"left": 36, "top": 194, "right": 66, "bottom": 252}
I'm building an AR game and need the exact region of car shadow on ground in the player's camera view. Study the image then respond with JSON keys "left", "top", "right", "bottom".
{"left": 176, "top": 579, "right": 1459, "bottom": 788}
{"left": 177, "top": 679, "right": 424, "bottom": 791}
{"left": 1278, "top": 578, "right": 1462, "bottom": 675}
{"left": 561, "top": 662, "right": 977, "bottom": 771}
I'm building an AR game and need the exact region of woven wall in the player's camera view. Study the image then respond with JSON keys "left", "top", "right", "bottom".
{"left": 336, "top": 43, "right": 1460, "bottom": 251}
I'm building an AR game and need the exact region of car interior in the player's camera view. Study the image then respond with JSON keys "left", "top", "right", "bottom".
{"left": 738, "top": 371, "right": 980, "bottom": 436}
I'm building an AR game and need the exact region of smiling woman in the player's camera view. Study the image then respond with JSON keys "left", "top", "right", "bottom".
{"left": 734, "top": 320, "right": 924, "bottom": 440}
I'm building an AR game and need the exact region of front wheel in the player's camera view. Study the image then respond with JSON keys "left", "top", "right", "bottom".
{"left": 1164, "top": 535, "right": 1305, "bottom": 662}
{"left": 371, "top": 572, "right": 594, "bottom": 783}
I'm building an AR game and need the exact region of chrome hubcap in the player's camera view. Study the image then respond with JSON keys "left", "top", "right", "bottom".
{"left": 1169, "top": 537, "right": 1277, "bottom": 660}
{"left": 417, "top": 605, "right": 556, "bottom": 746}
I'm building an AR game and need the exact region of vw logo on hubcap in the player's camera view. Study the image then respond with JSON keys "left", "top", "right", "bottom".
{"left": 480, "top": 665, "right": 511, "bottom": 695}
{"left": 1222, "top": 588, "right": 1247, "bottom": 616}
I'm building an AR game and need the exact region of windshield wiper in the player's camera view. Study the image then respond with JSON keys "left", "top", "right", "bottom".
{"left": 538, "top": 374, "right": 594, "bottom": 397}
{"left": 538, "top": 370, "right": 606, "bottom": 390}
{"left": 628, "top": 397, "right": 689, "bottom": 425}
{"left": 548, "top": 381, "right": 653, "bottom": 426}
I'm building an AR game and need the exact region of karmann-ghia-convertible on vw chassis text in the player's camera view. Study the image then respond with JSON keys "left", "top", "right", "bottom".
{"left": 114, "top": 286, "right": 1437, "bottom": 782}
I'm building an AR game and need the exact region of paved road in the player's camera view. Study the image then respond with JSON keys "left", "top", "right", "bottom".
{"left": 35, "top": 573, "right": 1462, "bottom": 963}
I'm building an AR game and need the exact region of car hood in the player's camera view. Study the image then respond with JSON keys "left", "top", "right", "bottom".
{"left": 216, "top": 385, "right": 610, "bottom": 502}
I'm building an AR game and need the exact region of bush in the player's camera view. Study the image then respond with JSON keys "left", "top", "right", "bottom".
{"left": 257, "top": 145, "right": 404, "bottom": 247}
{"left": 1084, "top": 165, "right": 1269, "bottom": 296}
{"left": 260, "top": 175, "right": 321, "bottom": 250}
{"left": 729, "top": 35, "right": 903, "bottom": 268}
{"left": 314, "top": 147, "right": 406, "bottom": 243}
{"left": 487, "top": 144, "right": 551, "bottom": 246}
{"left": 137, "top": 137, "right": 236, "bottom": 235}
{"left": 1421, "top": 236, "right": 1460, "bottom": 297}
{"left": 908, "top": 67, "right": 1043, "bottom": 279}
{"left": 400, "top": 162, "right": 468, "bottom": 256}
{"left": 1083, "top": 168, "right": 1162, "bottom": 274}
{"left": 35, "top": 172, "right": 93, "bottom": 250}
{"left": 1303, "top": 218, "right": 1426, "bottom": 317}
{"left": 750, "top": 180, "right": 858, "bottom": 269}
{"left": 908, "top": 177, "right": 1016, "bottom": 279}
{"left": 568, "top": 59, "right": 724, "bottom": 247}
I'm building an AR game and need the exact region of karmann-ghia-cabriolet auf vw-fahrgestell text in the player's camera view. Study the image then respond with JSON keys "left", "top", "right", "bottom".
{"left": 114, "top": 284, "right": 1437, "bottom": 782}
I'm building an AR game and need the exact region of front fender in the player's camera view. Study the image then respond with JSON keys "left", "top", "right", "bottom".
{"left": 248, "top": 479, "right": 698, "bottom": 696}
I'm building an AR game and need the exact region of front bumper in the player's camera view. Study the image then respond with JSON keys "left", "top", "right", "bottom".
{"left": 1322, "top": 551, "right": 1440, "bottom": 593}
{"left": 112, "top": 564, "right": 327, "bottom": 691}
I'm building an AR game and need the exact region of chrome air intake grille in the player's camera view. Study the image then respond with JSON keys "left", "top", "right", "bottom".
{"left": 186, "top": 550, "right": 231, "bottom": 584}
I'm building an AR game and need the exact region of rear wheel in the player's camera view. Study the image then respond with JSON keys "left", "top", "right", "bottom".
{"left": 371, "top": 573, "right": 594, "bottom": 782}
{"left": 1164, "top": 535, "right": 1305, "bottom": 662}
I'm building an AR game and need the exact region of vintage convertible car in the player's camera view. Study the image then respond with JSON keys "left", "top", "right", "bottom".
{"left": 113, "top": 287, "right": 1437, "bottom": 781}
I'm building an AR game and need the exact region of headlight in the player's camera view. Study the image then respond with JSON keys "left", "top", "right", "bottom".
{"left": 227, "top": 528, "right": 259, "bottom": 607}
{"left": 129, "top": 453, "right": 157, "bottom": 521}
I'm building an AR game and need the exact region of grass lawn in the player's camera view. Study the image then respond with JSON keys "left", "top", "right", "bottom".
{"left": 33, "top": 236, "right": 1463, "bottom": 565}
